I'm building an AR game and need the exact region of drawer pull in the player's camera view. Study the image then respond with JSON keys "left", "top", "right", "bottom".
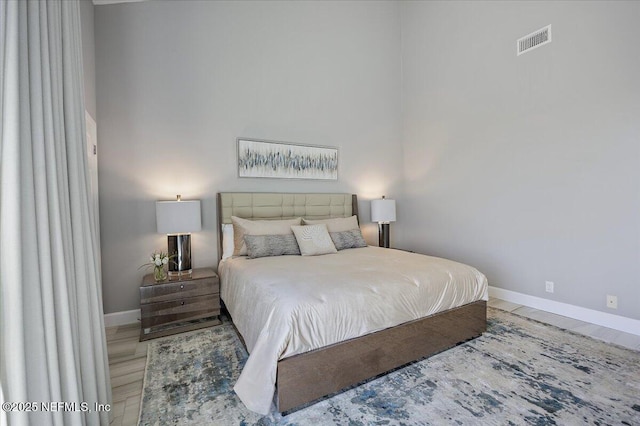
{"left": 180, "top": 284, "right": 184, "bottom": 289}
{"left": 181, "top": 301, "right": 185, "bottom": 305}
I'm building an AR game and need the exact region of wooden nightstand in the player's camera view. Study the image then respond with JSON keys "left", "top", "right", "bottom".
{"left": 139, "top": 267, "right": 221, "bottom": 341}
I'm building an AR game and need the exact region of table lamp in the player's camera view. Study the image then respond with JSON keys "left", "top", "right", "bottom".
{"left": 156, "top": 195, "right": 201, "bottom": 277}
{"left": 371, "top": 195, "right": 396, "bottom": 248}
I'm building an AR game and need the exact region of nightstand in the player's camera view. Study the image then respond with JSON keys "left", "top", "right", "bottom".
{"left": 139, "top": 267, "right": 221, "bottom": 341}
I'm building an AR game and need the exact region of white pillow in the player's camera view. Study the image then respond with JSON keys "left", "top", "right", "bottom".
{"left": 231, "top": 216, "right": 302, "bottom": 256}
{"left": 302, "top": 215, "right": 359, "bottom": 232}
{"left": 221, "top": 223, "right": 234, "bottom": 260}
{"left": 291, "top": 224, "right": 337, "bottom": 256}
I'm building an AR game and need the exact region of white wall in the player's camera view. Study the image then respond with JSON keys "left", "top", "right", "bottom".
{"left": 95, "top": 1, "right": 402, "bottom": 313}
{"left": 96, "top": 0, "right": 639, "bottom": 322}
{"left": 399, "top": 1, "right": 640, "bottom": 320}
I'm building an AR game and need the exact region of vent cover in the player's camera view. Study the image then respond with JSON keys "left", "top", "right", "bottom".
{"left": 517, "top": 25, "right": 552, "bottom": 56}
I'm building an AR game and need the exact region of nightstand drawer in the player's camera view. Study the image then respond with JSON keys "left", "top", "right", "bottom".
{"left": 139, "top": 267, "right": 221, "bottom": 341}
{"left": 140, "top": 277, "right": 219, "bottom": 304}
{"left": 141, "top": 294, "right": 220, "bottom": 329}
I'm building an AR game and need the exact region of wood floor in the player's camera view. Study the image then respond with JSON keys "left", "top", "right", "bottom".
{"left": 106, "top": 298, "right": 640, "bottom": 425}
{"left": 487, "top": 298, "right": 640, "bottom": 351}
{"left": 106, "top": 323, "right": 148, "bottom": 426}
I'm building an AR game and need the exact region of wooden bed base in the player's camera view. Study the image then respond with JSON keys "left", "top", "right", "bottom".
{"left": 276, "top": 300, "right": 487, "bottom": 412}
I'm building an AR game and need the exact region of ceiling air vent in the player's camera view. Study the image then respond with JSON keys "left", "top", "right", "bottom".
{"left": 517, "top": 25, "right": 551, "bottom": 56}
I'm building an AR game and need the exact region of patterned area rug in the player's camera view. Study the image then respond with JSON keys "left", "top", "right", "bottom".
{"left": 138, "top": 308, "right": 640, "bottom": 425}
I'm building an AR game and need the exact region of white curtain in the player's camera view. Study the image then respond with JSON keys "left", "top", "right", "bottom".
{"left": 0, "top": 1, "right": 111, "bottom": 425}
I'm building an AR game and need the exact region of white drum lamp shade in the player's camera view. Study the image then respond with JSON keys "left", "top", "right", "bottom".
{"left": 156, "top": 197, "right": 201, "bottom": 276}
{"left": 371, "top": 196, "right": 396, "bottom": 248}
{"left": 156, "top": 200, "right": 202, "bottom": 235}
{"left": 371, "top": 197, "right": 396, "bottom": 224}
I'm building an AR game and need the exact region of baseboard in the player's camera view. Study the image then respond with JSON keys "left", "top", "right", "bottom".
{"left": 489, "top": 286, "right": 640, "bottom": 337}
{"left": 103, "top": 291, "right": 640, "bottom": 336}
{"left": 104, "top": 309, "right": 140, "bottom": 328}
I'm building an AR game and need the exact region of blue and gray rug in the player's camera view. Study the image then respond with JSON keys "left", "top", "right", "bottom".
{"left": 138, "top": 308, "right": 640, "bottom": 425}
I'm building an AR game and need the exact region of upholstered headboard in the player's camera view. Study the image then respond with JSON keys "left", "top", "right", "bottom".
{"left": 216, "top": 192, "right": 358, "bottom": 258}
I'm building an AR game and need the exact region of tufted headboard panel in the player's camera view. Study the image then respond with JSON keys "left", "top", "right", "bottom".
{"left": 216, "top": 192, "right": 358, "bottom": 257}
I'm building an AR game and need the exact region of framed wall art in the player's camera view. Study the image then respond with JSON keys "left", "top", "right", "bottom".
{"left": 237, "top": 138, "right": 338, "bottom": 180}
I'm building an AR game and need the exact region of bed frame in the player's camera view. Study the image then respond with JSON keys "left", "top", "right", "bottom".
{"left": 216, "top": 192, "right": 487, "bottom": 413}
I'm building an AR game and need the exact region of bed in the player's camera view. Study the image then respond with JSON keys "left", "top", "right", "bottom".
{"left": 216, "top": 192, "right": 488, "bottom": 415}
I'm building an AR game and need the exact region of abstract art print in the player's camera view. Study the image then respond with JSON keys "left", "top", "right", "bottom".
{"left": 237, "top": 139, "right": 338, "bottom": 180}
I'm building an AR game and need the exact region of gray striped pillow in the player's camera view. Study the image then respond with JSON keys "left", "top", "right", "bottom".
{"left": 243, "top": 234, "right": 301, "bottom": 259}
{"left": 330, "top": 229, "right": 367, "bottom": 251}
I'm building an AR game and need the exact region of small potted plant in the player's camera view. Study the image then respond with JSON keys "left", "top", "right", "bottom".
{"left": 140, "top": 251, "right": 173, "bottom": 282}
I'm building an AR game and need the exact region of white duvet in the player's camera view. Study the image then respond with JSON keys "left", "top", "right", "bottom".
{"left": 219, "top": 246, "right": 488, "bottom": 415}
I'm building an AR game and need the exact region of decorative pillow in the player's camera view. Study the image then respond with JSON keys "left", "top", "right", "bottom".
{"left": 291, "top": 224, "right": 337, "bottom": 256}
{"left": 330, "top": 229, "right": 367, "bottom": 251}
{"left": 303, "top": 215, "right": 359, "bottom": 232}
{"left": 221, "top": 223, "right": 234, "bottom": 260}
{"left": 231, "top": 216, "right": 301, "bottom": 256}
{"left": 243, "top": 234, "right": 301, "bottom": 259}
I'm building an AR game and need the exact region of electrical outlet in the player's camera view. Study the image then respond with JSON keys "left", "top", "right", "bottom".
{"left": 545, "top": 281, "right": 554, "bottom": 293}
{"left": 606, "top": 295, "right": 618, "bottom": 309}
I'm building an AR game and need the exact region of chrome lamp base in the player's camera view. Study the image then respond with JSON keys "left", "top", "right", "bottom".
{"left": 167, "top": 234, "right": 192, "bottom": 277}
{"left": 378, "top": 223, "right": 390, "bottom": 248}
